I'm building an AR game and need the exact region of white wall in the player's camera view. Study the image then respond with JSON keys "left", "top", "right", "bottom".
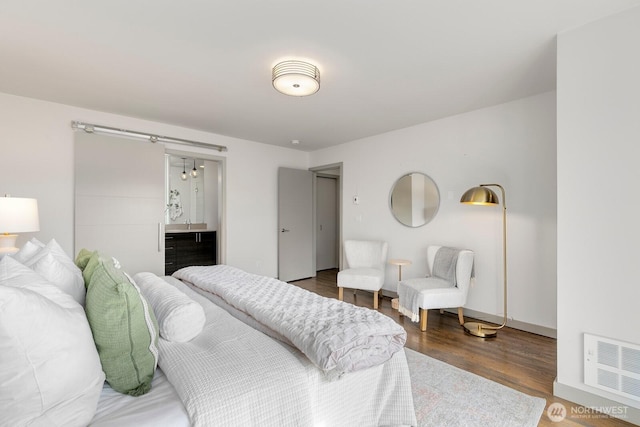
{"left": 556, "top": 5, "right": 640, "bottom": 418}
{"left": 311, "top": 91, "right": 557, "bottom": 330}
{"left": 0, "top": 92, "right": 307, "bottom": 278}
{"left": 0, "top": 86, "right": 558, "bottom": 332}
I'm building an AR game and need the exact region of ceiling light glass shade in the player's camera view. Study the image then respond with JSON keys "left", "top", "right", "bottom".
{"left": 460, "top": 186, "right": 499, "bottom": 205}
{"left": 272, "top": 60, "right": 320, "bottom": 96}
{"left": 181, "top": 159, "right": 188, "bottom": 181}
{"left": 190, "top": 160, "right": 198, "bottom": 178}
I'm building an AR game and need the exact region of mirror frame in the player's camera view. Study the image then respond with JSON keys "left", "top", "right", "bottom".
{"left": 389, "top": 172, "right": 440, "bottom": 228}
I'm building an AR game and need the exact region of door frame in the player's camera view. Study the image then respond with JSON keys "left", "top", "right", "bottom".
{"left": 165, "top": 148, "right": 227, "bottom": 265}
{"left": 310, "top": 162, "right": 343, "bottom": 271}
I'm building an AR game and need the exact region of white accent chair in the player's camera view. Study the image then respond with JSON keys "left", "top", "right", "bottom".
{"left": 337, "top": 240, "right": 388, "bottom": 309}
{"left": 397, "top": 246, "right": 474, "bottom": 332}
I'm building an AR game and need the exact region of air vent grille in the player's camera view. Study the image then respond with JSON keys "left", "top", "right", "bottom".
{"left": 622, "top": 347, "right": 640, "bottom": 374}
{"left": 584, "top": 333, "right": 640, "bottom": 403}
{"left": 598, "top": 369, "right": 619, "bottom": 390}
{"left": 598, "top": 341, "right": 619, "bottom": 368}
{"left": 622, "top": 376, "right": 640, "bottom": 398}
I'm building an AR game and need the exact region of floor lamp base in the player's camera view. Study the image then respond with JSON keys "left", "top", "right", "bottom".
{"left": 463, "top": 321, "right": 498, "bottom": 338}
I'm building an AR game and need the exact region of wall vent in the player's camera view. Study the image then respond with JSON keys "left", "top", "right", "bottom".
{"left": 584, "top": 333, "right": 640, "bottom": 402}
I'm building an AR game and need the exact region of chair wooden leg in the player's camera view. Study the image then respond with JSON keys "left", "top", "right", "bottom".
{"left": 373, "top": 291, "right": 379, "bottom": 309}
{"left": 419, "top": 308, "right": 427, "bottom": 331}
{"left": 457, "top": 307, "right": 464, "bottom": 325}
{"left": 338, "top": 287, "right": 343, "bottom": 301}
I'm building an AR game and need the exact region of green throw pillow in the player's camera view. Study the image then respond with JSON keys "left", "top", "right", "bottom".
{"left": 75, "top": 248, "right": 96, "bottom": 285}
{"left": 80, "top": 250, "right": 159, "bottom": 396}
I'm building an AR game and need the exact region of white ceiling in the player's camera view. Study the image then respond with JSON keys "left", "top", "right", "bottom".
{"left": 2, "top": 1, "right": 639, "bottom": 151}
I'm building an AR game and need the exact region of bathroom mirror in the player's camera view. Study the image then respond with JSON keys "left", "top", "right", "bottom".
{"left": 389, "top": 172, "right": 440, "bottom": 227}
{"left": 165, "top": 154, "right": 211, "bottom": 226}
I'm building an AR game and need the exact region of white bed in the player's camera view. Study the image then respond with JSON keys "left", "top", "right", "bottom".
{"left": 0, "top": 241, "right": 416, "bottom": 427}
{"left": 89, "top": 275, "right": 416, "bottom": 426}
{"left": 90, "top": 369, "right": 189, "bottom": 427}
{"left": 151, "top": 275, "right": 416, "bottom": 426}
{"left": 172, "top": 265, "right": 408, "bottom": 377}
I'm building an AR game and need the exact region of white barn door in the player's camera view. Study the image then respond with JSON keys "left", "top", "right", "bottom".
{"left": 75, "top": 132, "right": 165, "bottom": 275}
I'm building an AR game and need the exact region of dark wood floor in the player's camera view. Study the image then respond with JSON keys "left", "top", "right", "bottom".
{"left": 291, "top": 269, "right": 632, "bottom": 427}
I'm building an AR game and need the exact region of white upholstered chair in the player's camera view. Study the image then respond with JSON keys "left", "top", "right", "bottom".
{"left": 397, "top": 246, "right": 474, "bottom": 331}
{"left": 337, "top": 240, "right": 388, "bottom": 309}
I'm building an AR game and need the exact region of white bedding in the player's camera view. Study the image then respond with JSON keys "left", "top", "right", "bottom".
{"left": 159, "top": 279, "right": 314, "bottom": 426}
{"left": 173, "top": 264, "right": 407, "bottom": 377}
{"left": 91, "top": 274, "right": 416, "bottom": 427}
{"left": 162, "top": 276, "right": 416, "bottom": 426}
{"left": 90, "top": 369, "right": 189, "bottom": 427}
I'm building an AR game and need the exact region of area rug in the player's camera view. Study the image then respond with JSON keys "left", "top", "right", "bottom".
{"left": 405, "top": 348, "right": 546, "bottom": 427}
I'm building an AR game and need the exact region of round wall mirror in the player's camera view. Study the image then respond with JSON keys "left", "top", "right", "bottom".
{"left": 389, "top": 172, "right": 440, "bottom": 227}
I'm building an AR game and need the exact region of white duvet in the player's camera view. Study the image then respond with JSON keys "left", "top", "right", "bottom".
{"left": 157, "top": 280, "right": 314, "bottom": 426}
{"left": 173, "top": 264, "right": 407, "bottom": 377}
{"left": 153, "top": 276, "right": 417, "bottom": 427}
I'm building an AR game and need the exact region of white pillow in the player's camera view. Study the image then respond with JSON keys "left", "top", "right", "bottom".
{"left": 0, "top": 256, "right": 105, "bottom": 426}
{"left": 23, "top": 250, "right": 86, "bottom": 306}
{"left": 12, "top": 237, "right": 45, "bottom": 263}
{"left": 43, "top": 239, "right": 84, "bottom": 281}
{"left": 14, "top": 238, "right": 85, "bottom": 305}
{"left": 134, "top": 272, "right": 205, "bottom": 342}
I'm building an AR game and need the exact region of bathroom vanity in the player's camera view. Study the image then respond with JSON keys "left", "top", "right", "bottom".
{"left": 165, "top": 227, "right": 216, "bottom": 275}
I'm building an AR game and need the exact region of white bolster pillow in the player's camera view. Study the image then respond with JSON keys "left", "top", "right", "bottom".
{"left": 133, "top": 272, "right": 206, "bottom": 343}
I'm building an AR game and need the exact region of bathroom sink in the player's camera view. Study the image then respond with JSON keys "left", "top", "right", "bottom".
{"left": 165, "top": 223, "right": 207, "bottom": 231}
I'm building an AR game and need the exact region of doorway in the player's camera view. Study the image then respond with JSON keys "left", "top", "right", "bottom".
{"left": 165, "top": 149, "right": 226, "bottom": 266}
{"left": 276, "top": 163, "right": 342, "bottom": 281}
{"left": 312, "top": 163, "right": 342, "bottom": 273}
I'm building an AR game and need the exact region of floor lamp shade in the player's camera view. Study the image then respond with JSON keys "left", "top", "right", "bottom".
{"left": 460, "top": 186, "right": 499, "bottom": 206}
{"left": 0, "top": 196, "right": 40, "bottom": 256}
{"left": 460, "top": 184, "right": 507, "bottom": 338}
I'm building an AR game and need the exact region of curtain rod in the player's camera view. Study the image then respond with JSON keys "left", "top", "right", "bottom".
{"left": 71, "top": 121, "right": 228, "bottom": 152}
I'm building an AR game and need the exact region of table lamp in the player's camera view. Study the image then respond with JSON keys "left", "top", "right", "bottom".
{"left": 0, "top": 195, "right": 40, "bottom": 257}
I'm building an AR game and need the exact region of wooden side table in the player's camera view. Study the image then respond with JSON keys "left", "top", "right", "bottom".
{"left": 389, "top": 258, "right": 411, "bottom": 282}
{"left": 389, "top": 259, "right": 411, "bottom": 311}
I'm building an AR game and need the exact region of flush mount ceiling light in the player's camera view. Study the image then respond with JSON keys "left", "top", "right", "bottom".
{"left": 272, "top": 60, "right": 320, "bottom": 96}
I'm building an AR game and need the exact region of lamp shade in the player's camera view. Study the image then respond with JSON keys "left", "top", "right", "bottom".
{"left": 0, "top": 196, "right": 40, "bottom": 233}
{"left": 460, "top": 186, "right": 499, "bottom": 205}
{"left": 272, "top": 60, "right": 320, "bottom": 96}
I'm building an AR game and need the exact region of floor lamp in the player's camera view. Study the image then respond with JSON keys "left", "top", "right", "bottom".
{"left": 460, "top": 184, "right": 507, "bottom": 338}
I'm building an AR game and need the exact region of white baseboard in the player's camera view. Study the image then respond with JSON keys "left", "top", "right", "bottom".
{"left": 381, "top": 290, "right": 557, "bottom": 338}
{"left": 380, "top": 291, "right": 556, "bottom": 338}
{"left": 553, "top": 380, "right": 640, "bottom": 426}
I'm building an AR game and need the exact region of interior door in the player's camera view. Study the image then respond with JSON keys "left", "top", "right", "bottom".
{"left": 278, "top": 167, "right": 314, "bottom": 282}
{"left": 75, "top": 132, "right": 165, "bottom": 275}
{"left": 316, "top": 176, "right": 338, "bottom": 270}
